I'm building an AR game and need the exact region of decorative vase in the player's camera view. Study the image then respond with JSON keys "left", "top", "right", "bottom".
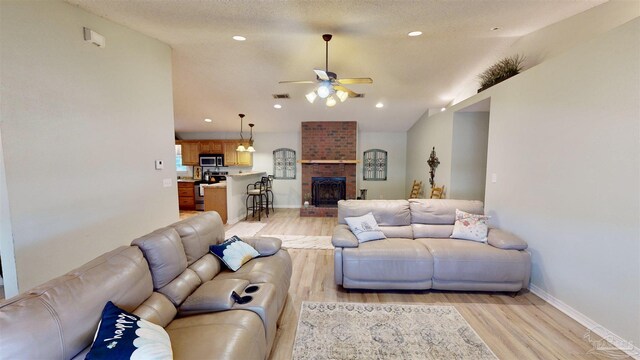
{"left": 304, "top": 201, "right": 309, "bottom": 208}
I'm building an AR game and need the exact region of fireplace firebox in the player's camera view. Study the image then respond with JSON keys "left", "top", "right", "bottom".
{"left": 312, "top": 177, "right": 346, "bottom": 207}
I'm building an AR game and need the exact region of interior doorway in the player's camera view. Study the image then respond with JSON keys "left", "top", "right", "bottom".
{"left": 450, "top": 98, "right": 491, "bottom": 202}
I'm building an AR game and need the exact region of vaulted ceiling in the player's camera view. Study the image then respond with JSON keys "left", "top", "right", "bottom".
{"left": 67, "top": 0, "right": 605, "bottom": 132}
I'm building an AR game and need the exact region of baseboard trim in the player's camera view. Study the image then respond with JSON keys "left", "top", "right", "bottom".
{"left": 529, "top": 284, "right": 639, "bottom": 359}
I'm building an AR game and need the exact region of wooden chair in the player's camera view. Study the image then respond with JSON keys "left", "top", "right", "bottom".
{"left": 409, "top": 180, "right": 422, "bottom": 199}
{"left": 430, "top": 185, "right": 445, "bottom": 199}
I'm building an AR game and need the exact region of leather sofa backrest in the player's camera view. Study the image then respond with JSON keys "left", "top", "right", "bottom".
{"left": 409, "top": 199, "right": 484, "bottom": 224}
{"left": 338, "top": 200, "right": 411, "bottom": 226}
{"left": 170, "top": 211, "right": 226, "bottom": 265}
{"left": 132, "top": 227, "right": 188, "bottom": 289}
{"left": 409, "top": 199, "right": 484, "bottom": 238}
{"left": 0, "top": 246, "right": 153, "bottom": 359}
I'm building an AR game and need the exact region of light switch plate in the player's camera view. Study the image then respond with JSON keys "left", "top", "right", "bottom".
{"left": 491, "top": 173, "right": 497, "bottom": 183}
{"left": 155, "top": 160, "right": 164, "bottom": 170}
{"left": 163, "top": 178, "right": 172, "bottom": 187}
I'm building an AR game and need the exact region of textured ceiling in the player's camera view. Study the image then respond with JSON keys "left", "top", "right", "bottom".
{"left": 67, "top": 0, "right": 605, "bottom": 133}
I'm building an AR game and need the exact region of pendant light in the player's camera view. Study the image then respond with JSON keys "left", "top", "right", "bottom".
{"left": 236, "top": 113, "right": 256, "bottom": 152}
{"left": 236, "top": 114, "right": 246, "bottom": 152}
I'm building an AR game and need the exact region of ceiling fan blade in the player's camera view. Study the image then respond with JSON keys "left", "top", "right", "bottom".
{"left": 279, "top": 80, "right": 316, "bottom": 84}
{"left": 314, "top": 69, "right": 330, "bottom": 81}
{"left": 337, "top": 77, "right": 373, "bottom": 85}
{"left": 334, "top": 85, "right": 360, "bottom": 98}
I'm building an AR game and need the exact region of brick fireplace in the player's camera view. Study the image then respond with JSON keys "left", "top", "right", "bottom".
{"left": 300, "top": 121, "right": 357, "bottom": 217}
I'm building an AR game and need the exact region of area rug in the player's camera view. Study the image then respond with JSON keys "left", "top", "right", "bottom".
{"left": 224, "top": 222, "right": 266, "bottom": 239}
{"left": 292, "top": 302, "right": 497, "bottom": 360}
{"left": 260, "top": 235, "right": 333, "bottom": 250}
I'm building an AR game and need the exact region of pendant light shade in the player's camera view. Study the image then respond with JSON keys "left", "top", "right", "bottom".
{"left": 236, "top": 114, "right": 256, "bottom": 152}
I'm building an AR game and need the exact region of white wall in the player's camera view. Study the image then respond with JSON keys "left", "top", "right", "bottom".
{"left": 357, "top": 132, "right": 407, "bottom": 200}
{"left": 407, "top": 18, "right": 640, "bottom": 349}
{"left": 451, "top": 1, "right": 640, "bottom": 106}
{"left": 406, "top": 110, "right": 453, "bottom": 198}
{"left": 0, "top": 1, "right": 178, "bottom": 293}
{"left": 450, "top": 112, "right": 489, "bottom": 201}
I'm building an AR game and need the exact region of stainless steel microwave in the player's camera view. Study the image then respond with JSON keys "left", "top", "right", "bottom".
{"left": 199, "top": 154, "right": 224, "bottom": 167}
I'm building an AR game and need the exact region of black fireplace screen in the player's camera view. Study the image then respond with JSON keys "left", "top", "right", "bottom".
{"left": 312, "top": 177, "right": 346, "bottom": 207}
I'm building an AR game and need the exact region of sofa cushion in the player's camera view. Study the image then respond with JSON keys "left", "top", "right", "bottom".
{"left": 412, "top": 224, "right": 454, "bottom": 238}
{"left": 170, "top": 211, "right": 226, "bottom": 265}
{"left": 344, "top": 212, "right": 387, "bottom": 243}
{"left": 416, "top": 238, "right": 529, "bottom": 283}
{"left": 133, "top": 292, "right": 177, "bottom": 328}
{"left": 332, "top": 224, "right": 359, "bottom": 248}
{"left": 378, "top": 225, "right": 413, "bottom": 239}
{"left": 210, "top": 236, "right": 260, "bottom": 271}
{"left": 409, "top": 199, "right": 484, "bottom": 224}
{"left": 451, "top": 209, "right": 489, "bottom": 242}
{"left": 342, "top": 238, "right": 433, "bottom": 282}
{"left": 166, "top": 310, "right": 266, "bottom": 360}
{"left": 132, "top": 227, "right": 188, "bottom": 290}
{"left": 157, "top": 268, "right": 201, "bottom": 306}
{"left": 86, "top": 301, "right": 172, "bottom": 360}
{"left": 179, "top": 279, "right": 250, "bottom": 316}
{"left": 188, "top": 254, "right": 221, "bottom": 283}
{"left": 0, "top": 246, "right": 152, "bottom": 360}
{"left": 338, "top": 200, "right": 411, "bottom": 226}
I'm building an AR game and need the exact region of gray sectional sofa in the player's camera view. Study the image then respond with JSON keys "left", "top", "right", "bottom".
{"left": 332, "top": 199, "right": 531, "bottom": 292}
{"left": 0, "top": 212, "right": 291, "bottom": 360}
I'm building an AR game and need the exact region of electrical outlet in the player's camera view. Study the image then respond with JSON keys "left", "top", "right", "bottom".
{"left": 155, "top": 160, "right": 164, "bottom": 170}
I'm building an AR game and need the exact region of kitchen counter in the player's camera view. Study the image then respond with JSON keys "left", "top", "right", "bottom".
{"left": 177, "top": 179, "right": 196, "bottom": 183}
{"left": 201, "top": 183, "right": 227, "bottom": 189}
{"left": 226, "top": 171, "right": 266, "bottom": 178}
{"left": 225, "top": 171, "right": 266, "bottom": 224}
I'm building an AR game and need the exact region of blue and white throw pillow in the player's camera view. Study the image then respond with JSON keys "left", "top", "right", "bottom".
{"left": 344, "top": 212, "right": 387, "bottom": 243}
{"left": 86, "top": 301, "right": 172, "bottom": 360}
{"left": 210, "top": 236, "right": 260, "bottom": 271}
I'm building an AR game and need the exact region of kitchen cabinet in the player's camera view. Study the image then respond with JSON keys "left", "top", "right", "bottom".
{"left": 223, "top": 140, "right": 252, "bottom": 166}
{"left": 178, "top": 182, "right": 195, "bottom": 210}
{"left": 199, "top": 140, "right": 223, "bottom": 154}
{"left": 204, "top": 186, "right": 227, "bottom": 223}
{"left": 178, "top": 141, "right": 200, "bottom": 166}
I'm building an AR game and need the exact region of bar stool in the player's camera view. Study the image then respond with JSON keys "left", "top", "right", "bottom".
{"left": 245, "top": 181, "right": 267, "bottom": 220}
{"left": 262, "top": 176, "right": 275, "bottom": 215}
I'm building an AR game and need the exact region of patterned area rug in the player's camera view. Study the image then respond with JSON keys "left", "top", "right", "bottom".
{"left": 224, "top": 222, "right": 266, "bottom": 239}
{"left": 260, "top": 235, "right": 334, "bottom": 250}
{"left": 293, "top": 302, "right": 497, "bottom": 360}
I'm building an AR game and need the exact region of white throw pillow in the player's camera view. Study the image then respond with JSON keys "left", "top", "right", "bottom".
{"left": 344, "top": 212, "right": 387, "bottom": 243}
{"left": 450, "top": 209, "right": 490, "bottom": 242}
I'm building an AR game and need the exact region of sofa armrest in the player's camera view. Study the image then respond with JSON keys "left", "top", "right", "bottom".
{"left": 488, "top": 228, "right": 528, "bottom": 250}
{"left": 242, "top": 237, "right": 282, "bottom": 256}
{"left": 332, "top": 224, "right": 359, "bottom": 248}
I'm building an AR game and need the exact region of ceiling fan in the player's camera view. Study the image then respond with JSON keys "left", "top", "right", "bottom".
{"left": 279, "top": 34, "right": 373, "bottom": 106}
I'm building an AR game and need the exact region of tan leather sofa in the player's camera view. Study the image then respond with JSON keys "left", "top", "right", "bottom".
{"left": 332, "top": 199, "right": 531, "bottom": 292}
{"left": 0, "top": 212, "right": 291, "bottom": 359}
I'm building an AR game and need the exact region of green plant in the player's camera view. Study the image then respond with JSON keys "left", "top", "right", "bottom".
{"left": 478, "top": 54, "right": 525, "bottom": 91}
{"left": 303, "top": 193, "right": 311, "bottom": 202}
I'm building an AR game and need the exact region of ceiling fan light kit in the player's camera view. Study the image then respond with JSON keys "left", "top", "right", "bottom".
{"left": 280, "top": 34, "right": 372, "bottom": 107}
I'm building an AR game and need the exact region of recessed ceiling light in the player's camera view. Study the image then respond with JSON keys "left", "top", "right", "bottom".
{"left": 375, "top": 102, "right": 384, "bottom": 108}
{"left": 274, "top": 104, "right": 282, "bottom": 109}
{"left": 204, "top": 118, "right": 212, "bottom": 122}
{"left": 232, "top": 35, "right": 246, "bottom": 41}
{"left": 491, "top": 27, "right": 501, "bottom": 31}
{"left": 408, "top": 31, "right": 422, "bottom": 37}
{"left": 440, "top": 108, "right": 446, "bottom": 112}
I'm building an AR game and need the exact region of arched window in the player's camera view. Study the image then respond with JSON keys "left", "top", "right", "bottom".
{"left": 363, "top": 149, "right": 387, "bottom": 181}
{"left": 273, "top": 148, "right": 296, "bottom": 179}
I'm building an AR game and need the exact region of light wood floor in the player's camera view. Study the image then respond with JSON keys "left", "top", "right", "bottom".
{"left": 183, "top": 209, "right": 626, "bottom": 359}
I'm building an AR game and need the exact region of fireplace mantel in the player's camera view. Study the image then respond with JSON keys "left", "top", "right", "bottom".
{"left": 298, "top": 160, "right": 360, "bottom": 164}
